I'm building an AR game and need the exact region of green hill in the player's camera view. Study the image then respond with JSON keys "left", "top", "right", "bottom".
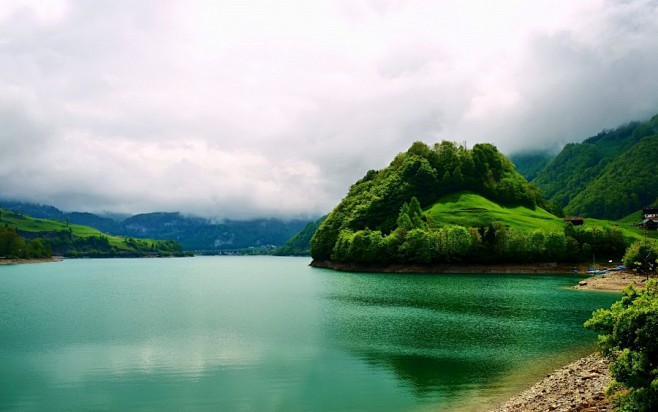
{"left": 311, "top": 141, "right": 551, "bottom": 261}
{"left": 310, "top": 140, "right": 652, "bottom": 267}
{"left": 531, "top": 114, "right": 658, "bottom": 219}
{"left": 0, "top": 208, "right": 186, "bottom": 257}
{"left": 425, "top": 192, "right": 563, "bottom": 232}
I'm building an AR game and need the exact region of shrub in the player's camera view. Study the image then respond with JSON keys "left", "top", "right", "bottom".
{"left": 623, "top": 241, "right": 658, "bottom": 278}
{"left": 584, "top": 280, "right": 658, "bottom": 411}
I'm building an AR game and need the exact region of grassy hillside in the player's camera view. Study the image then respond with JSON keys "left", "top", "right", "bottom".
{"left": 0, "top": 209, "right": 186, "bottom": 257}
{"left": 425, "top": 192, "right": 654, "bottom": 242}
{"left": 425, "top": 192, "right": 562, "bottom": 232}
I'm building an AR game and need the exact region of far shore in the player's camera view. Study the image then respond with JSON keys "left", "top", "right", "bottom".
{"left": 0, "top": 257, "right": 63, "bottom": 265}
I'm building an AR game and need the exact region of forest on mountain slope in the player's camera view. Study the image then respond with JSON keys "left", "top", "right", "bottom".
{"left": 514, "top": 114, "right": 658, "bottom": 220}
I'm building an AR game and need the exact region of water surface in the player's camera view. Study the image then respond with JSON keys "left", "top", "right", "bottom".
{"left": 0, "top": 257, "right": 618, "bottom": 411}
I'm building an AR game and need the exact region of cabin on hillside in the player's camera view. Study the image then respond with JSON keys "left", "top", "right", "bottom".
{"left": 643, "top": 206, "right": 658, "bottom": 219}
{"left": 564, "top": 216, "right": 584, "bottom": 226}
{"left": 639, "top": 206, "right": 658, "bottom": 230}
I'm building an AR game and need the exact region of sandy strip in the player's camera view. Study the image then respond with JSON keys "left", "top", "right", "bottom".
{"left": 572, "top": 270, "right": 649, "bottom": 292}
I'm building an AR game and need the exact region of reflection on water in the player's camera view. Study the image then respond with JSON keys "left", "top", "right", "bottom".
{"left": 317, "top": 271, "right": 617, "bottom": 409}
{"left": 0, "top": 257, "right": 618, "bottom": 411}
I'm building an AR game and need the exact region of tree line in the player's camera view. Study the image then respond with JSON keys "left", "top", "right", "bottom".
{"left": 325, "top": 197, "right": 626, "bottom": 265}
{"left": 0, "top": 226, "right": 52, "bottom": 259}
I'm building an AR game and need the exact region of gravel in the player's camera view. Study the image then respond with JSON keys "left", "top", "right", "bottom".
{"left": 489, "top": 353, "right": 612, "bottom": 412}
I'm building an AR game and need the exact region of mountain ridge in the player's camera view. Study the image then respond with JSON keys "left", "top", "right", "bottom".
{"left": 0, "top": 200, "right": 311, "bottom": 252}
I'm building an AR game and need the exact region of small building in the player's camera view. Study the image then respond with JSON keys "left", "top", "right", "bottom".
{"left": 564, "top": 216, "right": 584, "bottom": 226}
{"left": 642, "top": 207, "right": 658, "bottom": 219}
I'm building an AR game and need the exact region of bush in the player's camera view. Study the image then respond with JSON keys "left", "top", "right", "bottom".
{"left": 623, "top": 241, "right": 658, "bottom": 277}
{"left": 584, "top": 280, "right": 658, "bottom": 411}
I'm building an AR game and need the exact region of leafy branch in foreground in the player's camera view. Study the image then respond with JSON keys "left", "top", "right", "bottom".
{"left": 584, "top": 280, "right": 658, "bottom": 411}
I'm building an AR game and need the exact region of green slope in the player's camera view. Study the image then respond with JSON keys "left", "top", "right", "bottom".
{"left": 425, "top": 192, "right": 563, "bottom": 232}
{"left": 0, "top": 208, "right": 185, "bottom": 256}
{"left": 425, "top": 192, "right": 654, "bottom": 243}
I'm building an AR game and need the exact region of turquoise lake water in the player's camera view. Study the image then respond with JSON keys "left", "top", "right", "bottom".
{"left": 0, "top": 256, "right": 619, "bottom": 411}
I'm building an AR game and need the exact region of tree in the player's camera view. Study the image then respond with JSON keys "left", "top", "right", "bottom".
{"left": 584, "top": 280, "right": 658, "bottom": 411}
{"left": 623, "top": 241, "right": 658, "bottom": 280}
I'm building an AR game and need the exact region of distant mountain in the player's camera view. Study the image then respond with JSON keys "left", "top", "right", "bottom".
{"left": 565, "top": 136, "right": 658, "bottom": 219}
{"left": 121, "top": 212, "right": 309, "bottom": 252}
{"left": 274, "top": 216, "right": 326, "bottom": 256}
{"left": 0, "top": 201, "right": 311, "bottom": 252}
{"left": 508, "top": 151, "right": 554, "bottom": 181}
{"left": 531, "top": 114, "right": 658, "bottom": 220}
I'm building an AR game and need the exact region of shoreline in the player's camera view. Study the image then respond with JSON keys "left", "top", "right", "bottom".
{"left": 573, "top": 270, "right": 649, "bottom": 292}
{"left": 310, "top": 259, "right": 583, "bottom": 274}
{"left": 0, "top": 257, "right": 63, "bottom": 265}
{"left": 489, "top": 271, "right": 653, "bottom": 411}
{"left": 488, "top": 352, "right": 612, "bottom": 412}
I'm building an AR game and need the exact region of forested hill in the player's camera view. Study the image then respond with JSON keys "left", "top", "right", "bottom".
{"left": 0, "top": 201, "right": 309, "bottom": 253}
{"left": 0, "top": 208, "right": 185, "bottom": 258}
{"left": 526, "top": 114, "right": 658, "bottom": 220}
{"left": 310, "top": 141, "right": 559, "bottom": 261}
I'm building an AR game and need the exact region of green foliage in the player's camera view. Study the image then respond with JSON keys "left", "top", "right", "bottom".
{"left": 0, "top": 226, "right": 52, "bottom": 259}
{"left": 585, "top": 280, "right": 658, "bottom": 411}
{"left": 533, "top": 114, "right": 658, "bottom": 220}
{"left": 565, "top": 136, "right": 658, "bottom": 220}
{"left": 623, "top": 241, "right": 658, "bottom": 275}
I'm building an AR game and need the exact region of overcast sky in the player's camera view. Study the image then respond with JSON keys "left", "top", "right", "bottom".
{"left": 2, "top": 0, "right": 658, "bottom": 219}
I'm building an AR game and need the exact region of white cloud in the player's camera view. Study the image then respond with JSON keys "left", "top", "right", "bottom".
{"left": 1, "top": 0, "right": 658, "bottom": 218}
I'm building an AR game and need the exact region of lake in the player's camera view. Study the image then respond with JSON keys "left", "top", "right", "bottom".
{"left": 0, "top": 256, "right": 618, "bottom": 411}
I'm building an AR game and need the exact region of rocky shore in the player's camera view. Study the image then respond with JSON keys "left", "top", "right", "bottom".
{"left": 489, "top": 353, "right": 612, "bottom": 412}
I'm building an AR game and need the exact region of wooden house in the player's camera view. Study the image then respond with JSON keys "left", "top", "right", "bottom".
{"left": 564, "top": 216, "right": 584, "bottom": 226}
